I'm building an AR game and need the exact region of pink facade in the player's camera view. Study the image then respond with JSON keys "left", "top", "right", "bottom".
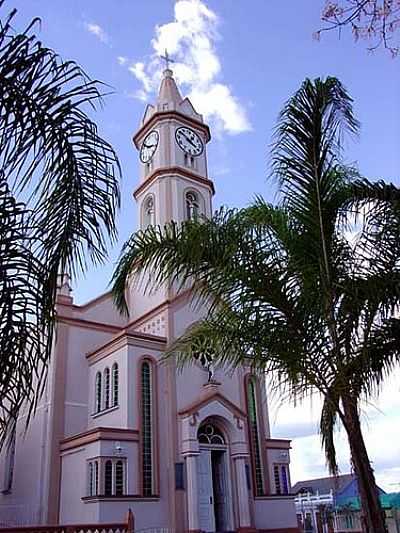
{"left": 0, "top": 69, "right": 298, "bottom": 533}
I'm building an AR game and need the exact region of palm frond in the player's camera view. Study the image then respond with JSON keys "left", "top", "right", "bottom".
{"left": 0, "top": 6, "right": 120, "bottom": 441}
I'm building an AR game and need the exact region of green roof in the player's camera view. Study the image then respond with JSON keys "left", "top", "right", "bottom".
{"left": 336, "top": 493, "right": 400, "bottom": 511}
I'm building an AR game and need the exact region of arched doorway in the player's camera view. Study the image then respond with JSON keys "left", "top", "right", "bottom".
{"left": 197, "top": 421, "right": 233, "bottom": 532}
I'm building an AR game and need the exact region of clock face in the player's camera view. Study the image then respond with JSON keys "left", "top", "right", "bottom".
{"left": 175, "top": 127, "right": 204, "bottom": 157}
{"left": 140, "top": 130, "right": 159, "bottom": 163}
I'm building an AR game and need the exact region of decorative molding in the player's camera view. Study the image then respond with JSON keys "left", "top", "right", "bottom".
{"left": 57, "top": 315, "right": 121, "bottom": 334}
{"left": 189, "top": 412, "right": 200, "bottom": 427}
{"left": 60, "top": 427, "right": 139, "bottom": 452}
{"left": 133, "top": 166, "right": 215, "bottom": 199}
{"left": 133, "top": 110, "right": 211, "bottom": 148}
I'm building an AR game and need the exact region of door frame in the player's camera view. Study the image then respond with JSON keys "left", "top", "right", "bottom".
{"left": 199, "top": 443, "right": 234, "bottom": 532}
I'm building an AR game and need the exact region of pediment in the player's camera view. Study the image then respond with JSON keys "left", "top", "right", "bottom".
{"left": 178, "top": 390, "right": 247, "bottom": 421}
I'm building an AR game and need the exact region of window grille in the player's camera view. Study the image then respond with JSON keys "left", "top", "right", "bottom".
{"left": 115, "top": 460, "right": 124, "bottom": 496}
{"left": 274, "top": 464, "right": 281, "bottom": 494}
{"left": 112, "top": 363, "right": 119, "bottom": 407}
{"left": 246, "top": 377, "right": 264, "bottom": 496}
{"left": 141, "top": 361, "right": 153, "bottom": 496}
{"left": 104, "top": 367, "right": 110, "bottom": 410}
{"left": 95, "top": 372, "right": 102, "bottom": 413}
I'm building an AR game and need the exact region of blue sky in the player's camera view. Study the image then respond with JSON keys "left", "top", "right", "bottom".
{"left": 10, "top": 1, "right": 399, "bottom": 489}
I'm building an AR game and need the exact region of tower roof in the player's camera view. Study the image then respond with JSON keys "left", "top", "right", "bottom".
{"left": 157, "top": 68, "right": 183, "bottom": 110}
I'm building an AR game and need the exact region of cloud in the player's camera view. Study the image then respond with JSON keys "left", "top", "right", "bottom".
{"left": 270, "top": 369, "right": 400, "bottom": 491}
{"left": 119, "top": 0, "right": 251, "bottom": 135}
{"left": 84, "top": 22, "right": 109, "bottom": 44}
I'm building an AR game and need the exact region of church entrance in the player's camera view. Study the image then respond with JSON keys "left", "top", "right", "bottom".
{"left": 197, "top": 422, "right": 233, "bottom": 533}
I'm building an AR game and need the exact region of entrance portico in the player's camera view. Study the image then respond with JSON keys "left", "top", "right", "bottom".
{"left": 180, "top": 388, "right": 253, "bottom": 533}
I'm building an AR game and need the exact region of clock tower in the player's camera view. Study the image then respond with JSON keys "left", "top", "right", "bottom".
{"left": 132, "top": 68, "right": 215, "bottom": 230}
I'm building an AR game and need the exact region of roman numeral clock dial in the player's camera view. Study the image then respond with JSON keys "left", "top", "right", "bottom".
{"left": 140, "top": 130, "right": 159, "bottom": 163}
{"left": 175, "top": 127, "right": 204, "bottom": 156}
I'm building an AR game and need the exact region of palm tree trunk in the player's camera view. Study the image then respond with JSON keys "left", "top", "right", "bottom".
{"left": 341, "top": 394, "right": 386, "bottom": 533}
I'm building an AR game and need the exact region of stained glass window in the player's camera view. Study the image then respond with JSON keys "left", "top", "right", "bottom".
{"left": 141, "top": 361, "right": 153, "bottom": 496}
{"left": 247, "top": 377, "right": 264, "bottom": 496}
{"left": 112, "top": 363, "right": 119, "bottom": 407}
{"left": 281, "top": 465, "right": 289, "bottom": 494}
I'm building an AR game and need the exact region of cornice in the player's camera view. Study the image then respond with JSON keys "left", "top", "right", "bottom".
{"left": 265, "top": 438, "right": 292, "bottom": 450}
{"left": 133, "top": 110, "right": 211, "bottom": 148}
{"left": 60, "top": 427, "right": 139, "bottom": 452}
{"left": 57, "top": 315, "right": 121, "bottom": 334}
{"left": 86, "top": 329, "right": 167, "bottom": 364}
{"left": 133, "top": 166, "right": 215, "bottom": 199}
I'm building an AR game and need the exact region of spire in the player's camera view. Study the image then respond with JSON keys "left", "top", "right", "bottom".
{"left": 157, "top": 67, "right": 183, "bottom": 110}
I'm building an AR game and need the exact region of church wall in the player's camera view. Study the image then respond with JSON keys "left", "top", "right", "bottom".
{"left": 71, "top": 295, "right": 127, "bottom": 328}
{"left": 0, "top": 408, "right": 48, "bottom": 524}
{"left": 64, "top": 327, "right": 115, "bottom": 437}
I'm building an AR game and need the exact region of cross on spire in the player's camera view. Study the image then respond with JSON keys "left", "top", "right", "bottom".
{"left": 160, "top": 49, "right": 175, "bottom": 70}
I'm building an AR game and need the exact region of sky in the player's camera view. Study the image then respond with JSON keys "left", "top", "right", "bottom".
{"left": 9, "top": 0, "right": 400, "bottom": 491}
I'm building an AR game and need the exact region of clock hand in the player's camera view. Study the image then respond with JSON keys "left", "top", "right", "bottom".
{"left": 181, "top": 133, "right": 197, "bottom": 149}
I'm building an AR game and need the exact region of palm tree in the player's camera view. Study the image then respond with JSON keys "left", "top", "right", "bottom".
{"left": 112, "top": 77, "right": 400, "bottom": 533}
{"left": 0, "top": 5, "right": 120, "bottom": 440}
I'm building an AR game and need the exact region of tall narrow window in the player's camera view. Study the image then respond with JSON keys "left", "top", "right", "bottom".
{"left": 141, "top": 361, "right": 153, "bottom": 496}
{"left": 246, "top": 377, "right": 264, "bottom": 496}
{"left": 3, "top": 429, "right": 16, "bottom": 493}
{"left": 94, "top": 460, "right": 99, "bottom": 495}
{"left": 186, "top": 191, "right": 200, "bottom": 221}
{"left": 88, "top": 462, "right": 94, "bottom": 496}
{"left": 281, "top": 465, "right": 289, "bottom": 494}
{"left": 143, "top": 196, "right": 155, "bottom": 229}
{"left": 104, "top": 460, "right": 113, "bottom": 496}
{"left": 274, "top": 464, "right": 281, "bottom": 494}
{"left": 103, "top": 368, "right": 110, "bottom": 410}
{"left": 95, "top": 372, "right": 102, "bottom": 413}
{"left": 115, "top": 460, "right": 124, "bottom": 496}
{"left": 112, "top": 363, "right": 119, "bottom": 407}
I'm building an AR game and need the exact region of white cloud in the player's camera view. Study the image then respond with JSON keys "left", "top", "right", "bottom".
{"left": 117, "top": 56, "right": 128, "bottom": 66}
{"left": 84, "top": 22, "right": 109, "bottom": 44}
{"left": 120, "top": 0, "right": 251, "bottom": 135}
{"left": 270, "top": 369, "right": 400, "bottom": 491}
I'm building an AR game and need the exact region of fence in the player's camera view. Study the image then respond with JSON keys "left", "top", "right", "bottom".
{"left": 0, "top": 510, "right": 134, "bottom": 533}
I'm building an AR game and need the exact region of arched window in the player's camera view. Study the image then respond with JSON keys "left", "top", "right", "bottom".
{"left": 143, "top": 196, "right": 155, "bottom": 229}
{"left": 95, "top": 372, "right": 102, "bottom": 413}
{"left": 112, "top": 363, "right": 119, "bottom": 407}
{"left": 197, "top": 423, "right": 226, "bottom": 445}
{"left": 141, "top": 360, "right": 154, "bottom": 496}
{"left": 103, "top": 368, "right": 110, "bottom": 410}
{"left": 115, "top": 460, "right": 124, "bottom": 496}
{"left": 186, "top": 191, "right": 200, "bottom": 221}
{"left": 246, "top": 376, "right": 264, "bottom": 496}
{"left": 104, "top": 460, "right": 113, "bottom": 496}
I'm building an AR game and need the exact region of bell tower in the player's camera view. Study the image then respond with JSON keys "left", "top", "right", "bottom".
{"left": 132, "top": 68, "right": 215, "bottom": 230}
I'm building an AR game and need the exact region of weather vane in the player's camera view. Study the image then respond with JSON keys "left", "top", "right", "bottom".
{"left": 160, "top": 49, "right": 175, "bottom": 70}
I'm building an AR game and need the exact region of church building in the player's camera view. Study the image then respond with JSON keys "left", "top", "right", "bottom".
{"left": 0, "top": 68, "right": 298, "bottom": 533}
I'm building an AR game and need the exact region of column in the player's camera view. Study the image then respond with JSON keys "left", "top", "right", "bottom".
{"left": 185, "top": 453, "right": 200, "bottom": 533}
{"left": 235, "top": 456, "right": 252, "bottom": 531}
